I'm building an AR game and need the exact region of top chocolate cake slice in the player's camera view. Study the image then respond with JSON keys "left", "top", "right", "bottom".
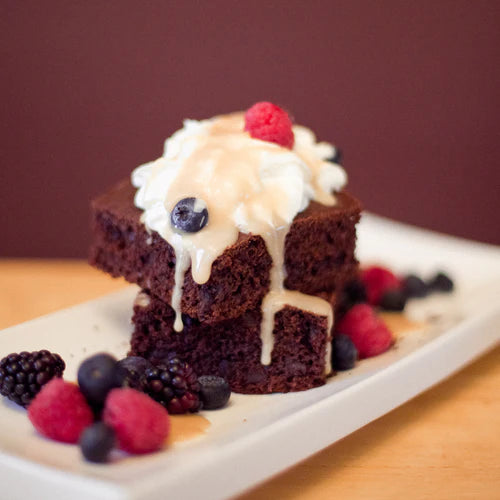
{"left": 89, "top": 179, "right": 361, "bottom": 323}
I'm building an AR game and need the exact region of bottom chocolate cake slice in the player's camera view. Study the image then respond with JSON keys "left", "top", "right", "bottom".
{"left": 130, "top": 290, "right": 338, "bottom": 394}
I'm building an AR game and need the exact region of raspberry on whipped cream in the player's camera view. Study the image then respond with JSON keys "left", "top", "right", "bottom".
{"left": 244, "top": 101, "right": 295, "bottom": 149}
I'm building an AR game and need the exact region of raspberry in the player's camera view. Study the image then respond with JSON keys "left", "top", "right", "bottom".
{"left": 103, "top": 388, "right": 170, "bottom": 454}
{"left": 0, "top": 350, "right": 65, "bottom": 407}
{"left": 28, "top": 379, "right": 93, "bottom": 443}
{"left": 361, "top": 266, "right": 401, "bottom": 306}
{"left": 244, "top": 102, "right": 294, "bottom": 149}
{"left": 144, "top": 356, "right": 201, "bottom": 414}
{"left": 336, "top": 304, "right": 394, "bottom": 359}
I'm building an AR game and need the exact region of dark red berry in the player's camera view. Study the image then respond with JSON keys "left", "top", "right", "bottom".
{"left": 117, "top": 356, "right": 154, "bottom": 390}
{"left": 143, "top": 357, "right": 201, "bottom": 414}
{"left": 0, "top": 350, "right": 65, "bottom": 407}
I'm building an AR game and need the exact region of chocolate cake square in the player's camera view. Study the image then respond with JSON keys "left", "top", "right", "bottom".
{"left": 89, "top": 179, "right": 361, "bottom": 324}
{"left": 130, "top": 289, "right": 338, "bottom": 393}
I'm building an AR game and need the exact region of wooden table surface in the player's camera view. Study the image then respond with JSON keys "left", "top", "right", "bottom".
{"left": 1, "top": 259, "right": 499, "bottom": 500}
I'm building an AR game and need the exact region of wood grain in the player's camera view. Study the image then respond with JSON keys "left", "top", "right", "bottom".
{"left": 0, "top": 259, "right": 498, "bottom": 500}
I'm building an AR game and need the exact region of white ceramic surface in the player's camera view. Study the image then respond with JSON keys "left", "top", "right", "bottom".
{"left": 1, "top": 214, "right": 499, "bottom": 500}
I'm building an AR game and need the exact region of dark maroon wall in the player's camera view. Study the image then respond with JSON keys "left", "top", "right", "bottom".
{"left": 1, "top": 0, "right": 499, "bottom": 257}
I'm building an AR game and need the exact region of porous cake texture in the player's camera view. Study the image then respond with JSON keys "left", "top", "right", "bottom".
{"left": 89, "top": 179, "right": 361, "bottom": 324}
{"left": 131, "top": 290, "right": 337, "bottom": 393}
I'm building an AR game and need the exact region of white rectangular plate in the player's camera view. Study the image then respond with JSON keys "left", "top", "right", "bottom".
{"left": 1, "top": 214, "right": 499, "bottom": 500}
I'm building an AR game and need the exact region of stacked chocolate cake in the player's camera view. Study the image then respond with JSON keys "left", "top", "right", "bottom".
{"left": 89, "top": 180, "right": 361, "bottom": 393}
{"left": 90, "top": 104, "right": 362, "bottom": 394}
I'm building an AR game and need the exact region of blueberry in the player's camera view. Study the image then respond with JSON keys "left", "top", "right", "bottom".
{"left": 198, "top": 375, "right": 230, "bottom": 410}
{"left": 80, "top": 422, "right": 115, "bottom": 463}
{"left": 170, "top": 197, "right": 209, "bottom": 233}
{"left": 428, "top": 272, "right": 454, "bottom": 293}
{"left": 328, "top": 147, "right": 343, "bottom": 165}
{"left": 379, "top": 289, "right": 407, "bottom": 311}
{"left": 77, "top": 353, "right": 124, "bottom": 408}
{"left": 117, "top": 356, "right": 154, "bottom": 390}
{"left": 337, "top": 279, "right": 367, "bottom": 319}
{"left": 332, "top": 334, "right": 357, "bottom": 371}
{"left": 343, "top": 279, "right": 367, "bottom": 304}
{"left": 403, "top": 274, "right": 428, "bottom": 298}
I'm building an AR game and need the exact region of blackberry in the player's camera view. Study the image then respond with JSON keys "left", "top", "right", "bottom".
{"left": 144, "top": 357, "right": 201, "bottom": 414}
{"left": 117, "top": 356, "right": 154, "bottom": 390}
{"left": 0, "top": 350, "right": 65, "bottom": 407}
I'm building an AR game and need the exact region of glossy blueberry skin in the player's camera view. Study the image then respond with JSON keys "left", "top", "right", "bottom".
{"left": 170, "top": 197, "right": 209, "bottom": 233}
{"left": 331, "top": 334, "right": 358, "bottom": 371}
{"left": 198, "top": 375, "right": 231, "bottom": 410}
{"left": 403, "top": 274, "right": 429, "bottom": 298}
{"left": 80, "top": 422, "right": 115, "bottom": 463}
{"left": 379, "top": 289, "right": 407, "bottom": 312}
{"left": 428, "top": 272, "right": 454, "bottom": 293}
{"left": 77, "top": 354, "right": 124, "bottom": 408}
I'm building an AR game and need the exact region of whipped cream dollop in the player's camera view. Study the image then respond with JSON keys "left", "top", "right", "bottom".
{"left": 132, "top": 113, "right": 346, "bottom": 282}
{"left": 131, "top": 112, "right": 347, "bottom": 373}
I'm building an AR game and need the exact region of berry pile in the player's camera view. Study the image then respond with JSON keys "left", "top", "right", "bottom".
{"left": 0, "top": 350, "right": 65, "bottom": 407}
{"left": 359, "top": 267, "right": 454, "bottom": 311}
{"left": 336, "top": 304, "right": 394, "bottom": 359}
{"left": 0, "top": 348, "right": 231, "bottom": 463}
{"left": 333, "top": 268, "right": 454, "bottom": 369}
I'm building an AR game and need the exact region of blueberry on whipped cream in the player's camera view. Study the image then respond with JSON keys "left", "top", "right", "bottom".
{"left": 171, "top": 197, "right": 209, "bottom": 233}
